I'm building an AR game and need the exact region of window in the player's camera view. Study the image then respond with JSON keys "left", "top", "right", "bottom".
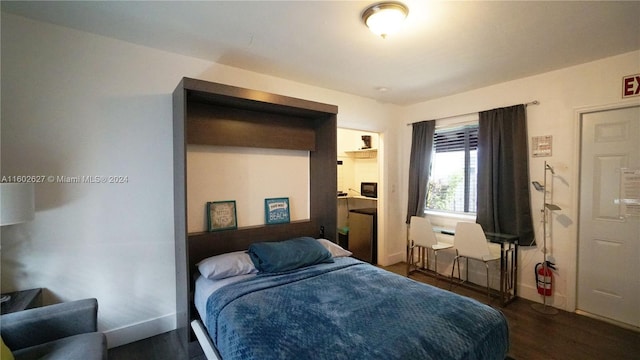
{"left": 426, "top": 124, "right": 478, "bottom": 214}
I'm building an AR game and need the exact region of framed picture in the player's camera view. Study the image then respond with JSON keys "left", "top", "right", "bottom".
{"left": 532, "top": 135, "right": 553, "bottom": 157}
{"left": 207, "top": 200, "right": 237, "bottom": 232}
{"left": 265, "top": 197, "right": 290, "bottom": 224}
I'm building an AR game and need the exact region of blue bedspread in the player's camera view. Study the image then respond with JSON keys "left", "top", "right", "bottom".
{"left": 205, "top": 257, "right": 509, "bottom": 360}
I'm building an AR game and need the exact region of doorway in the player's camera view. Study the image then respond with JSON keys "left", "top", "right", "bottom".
{"left": 577, "top": 103, "right": 640, "bottom": 329}
{"left": 337, "top": 128, "right": 380, "bottom": 263}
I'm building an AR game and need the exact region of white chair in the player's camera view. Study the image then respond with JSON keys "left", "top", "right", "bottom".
{"left": 407, "top": 216, "right": 454, "bottom": 282}
{"left": 449, "top": 222, "right": 501, "bottom": 301}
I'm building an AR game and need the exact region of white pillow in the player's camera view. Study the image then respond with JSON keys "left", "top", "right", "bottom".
{"left": 197, "top": 251, "right": 257, "bottom": 280}
{"left": 316, "top": 238, "right": 352, "bottom": 258}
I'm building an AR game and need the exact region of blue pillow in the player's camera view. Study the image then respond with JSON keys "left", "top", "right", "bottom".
{"left": 248, "top": 237, "right": 334, "bottom": 273}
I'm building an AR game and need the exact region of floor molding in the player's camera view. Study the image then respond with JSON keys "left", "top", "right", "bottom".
{"left": 575, "top": 310, "right": 640, "bottom": 332}
{"left": 104, "top": 313, "right": 176, "bottom": 348}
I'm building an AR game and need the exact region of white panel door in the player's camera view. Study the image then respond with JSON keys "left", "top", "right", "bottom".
{"left": 578, "top": 105, "right": 640, "bottom": 328}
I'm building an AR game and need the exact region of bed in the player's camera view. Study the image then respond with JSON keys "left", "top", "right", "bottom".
{"left": 191, "top": 237, "right": 509, "bottom": 360}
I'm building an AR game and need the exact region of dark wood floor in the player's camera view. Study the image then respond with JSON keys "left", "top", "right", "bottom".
{"left": 389, "top": 263, "right": 640, "bottom": 360}
{"left": 108, "top": 330, "right": 205, "bottom": 360}
{"left": 109, "top": 262, "right": 639, "bottom": 360}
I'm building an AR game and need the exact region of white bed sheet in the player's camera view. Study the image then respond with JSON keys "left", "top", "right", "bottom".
{"left": 194, "top": 273, "right": 257, "bottom": 324}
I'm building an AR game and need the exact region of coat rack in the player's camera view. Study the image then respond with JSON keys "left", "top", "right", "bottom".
{"left": 531, "top": 161, "right": 561, "bottom": 315}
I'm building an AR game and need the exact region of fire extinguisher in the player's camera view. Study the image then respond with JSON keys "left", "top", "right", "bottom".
{"left": 535, "top": 261, "right": 556, "bottom": 296}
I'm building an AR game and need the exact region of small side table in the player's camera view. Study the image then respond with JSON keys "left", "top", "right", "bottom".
{"left": 1, "top": 288, "right": 43, "bottom": 314}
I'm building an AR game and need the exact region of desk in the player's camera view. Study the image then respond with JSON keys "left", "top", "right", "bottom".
{"left": 433, "top": 227, "right": 518, "bottom": 306}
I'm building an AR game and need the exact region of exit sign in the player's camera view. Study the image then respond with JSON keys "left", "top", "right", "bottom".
{"left": 622, "top": 73, "right": 640, "bottom": 98}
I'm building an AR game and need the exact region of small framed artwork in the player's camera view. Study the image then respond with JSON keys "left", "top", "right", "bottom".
{"left": 207, "top": 200, "right": 237, "bottom": 232}
{"left": 532, "top": 135, "right": 553, "bottom": 157}
{"left": 265, "top": 197, "right": 290, "bottom": 225}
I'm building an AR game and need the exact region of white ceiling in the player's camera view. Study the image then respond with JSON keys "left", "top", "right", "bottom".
{"left": 2, "top": 1, "right": 639, "bottom": 105}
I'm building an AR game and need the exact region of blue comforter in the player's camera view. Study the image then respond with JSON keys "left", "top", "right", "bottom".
{"left": 205, "top": 257, "right": 509, "bottom": 360}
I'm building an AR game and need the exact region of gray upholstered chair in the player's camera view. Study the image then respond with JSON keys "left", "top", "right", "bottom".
{"left": 1, "top": 298, "right": 107, "bottom": 360}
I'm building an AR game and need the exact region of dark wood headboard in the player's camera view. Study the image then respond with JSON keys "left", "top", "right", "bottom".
{"left": 173, "top": 77, "right": 338, "bottom": 348}
{"left": 187, "top": 220, "right": 322, "bottom": 280}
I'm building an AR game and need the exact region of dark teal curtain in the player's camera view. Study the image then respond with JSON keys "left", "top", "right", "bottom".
{"left": 406, "top": 120, "right": 435, "bottom": 224}
{"left": 476, "top": 105, "right": 535, "bottom": 245}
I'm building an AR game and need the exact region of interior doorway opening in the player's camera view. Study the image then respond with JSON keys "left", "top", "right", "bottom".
{"left": 337, "top": 128, "right": 380, "bottom": 264}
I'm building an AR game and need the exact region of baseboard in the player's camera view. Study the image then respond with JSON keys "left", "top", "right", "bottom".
{"left": 575, "top": 310, "right": 640, "bottom": 332}
{"left": 381, "top": 251, "right": 405, "bottom": 266}
{"left": 518, "top": 283, "right": 568, "bottom": 310}
{"left": 104, "top": 313, "right": 176, "bottom": 348}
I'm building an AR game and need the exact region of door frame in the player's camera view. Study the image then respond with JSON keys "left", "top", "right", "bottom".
{"left": 569, "top": 99, "right": 640, "bottom": 313}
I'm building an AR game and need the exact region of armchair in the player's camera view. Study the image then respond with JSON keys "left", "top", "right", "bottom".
{"left": 1, "top": 298, "right": 107, "bottom": 360}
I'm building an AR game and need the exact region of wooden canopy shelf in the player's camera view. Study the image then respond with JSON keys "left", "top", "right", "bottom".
{"left": 345, "top": 149, "right": 377, "bottom": 159}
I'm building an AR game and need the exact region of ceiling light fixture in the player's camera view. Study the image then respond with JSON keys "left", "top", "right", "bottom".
{"left": 362, "top": 2, "right": 409, "bottom": 39}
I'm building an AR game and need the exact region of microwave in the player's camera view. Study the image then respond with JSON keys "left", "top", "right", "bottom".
{"left": 361, "top": 182, "right": 378, "bottom": 198}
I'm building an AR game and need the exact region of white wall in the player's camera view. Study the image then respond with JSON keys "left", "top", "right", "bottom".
{"left": 187, "top": 146, "right": 310, "bottom": 231}
{"left": 0, "top": 13, "right": 402, "bottom": 347}
{"left": 401, "top": 50, "right": 640, "bottom": 310}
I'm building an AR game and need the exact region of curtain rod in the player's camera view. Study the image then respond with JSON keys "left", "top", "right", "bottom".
{"left": 406, "top": 100, "right": 539, "bottom": 126}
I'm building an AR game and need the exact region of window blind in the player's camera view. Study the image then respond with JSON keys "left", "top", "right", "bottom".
{"left": 433, "top": 126, "right": 478, "bottom": 153}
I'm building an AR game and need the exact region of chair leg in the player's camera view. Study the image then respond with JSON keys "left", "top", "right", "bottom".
{"left": 466, "top": 258, "right": 469, "bottom": 283}
{"left": 450, "top": 255, "right": 463, "bottom": 290}
{"left": 485, "top": 262, "right": 490, "bottom": 302}
{"left": 406, "top": 245, "right": 414, "bottom": 276}
{"left": 450, "top": 256, "right": 457, "bottom": 290}
{"left": 456, "top": 250, "right": 461, "bottom": 280}
{"left": 434, "top": 250, "right": 439, "bottom": 285}
{"left": 423, "top": 248, "right": 429, "bottom": 270}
